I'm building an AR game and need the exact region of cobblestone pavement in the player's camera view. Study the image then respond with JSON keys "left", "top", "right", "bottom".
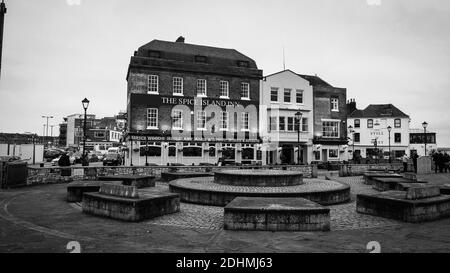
{"left": 73, "top": 178, "right": 399, "bottom": 232}
{"left": 169, "top": 177, "right": 347, "bottom": 193}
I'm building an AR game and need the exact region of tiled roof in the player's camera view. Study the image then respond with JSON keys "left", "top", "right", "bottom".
{"left": 349, "top": 104, "right": 409, "bottom": 118}
{"left": 136, "top": 39, "right": 258, "bottom": 69}
{"left": 297, "top": 74, "right": 332, "bottom": 87}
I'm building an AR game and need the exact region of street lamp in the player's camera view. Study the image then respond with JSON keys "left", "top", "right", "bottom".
{"left": 295, "top": 109, "right": 303, "bottom": 165}
{"left": 82, "top": 98, "right": 90, "bottom": 166}
{"left": 42, "top": 115, "right": 54, "bottom": 148}
{"left": 387, "top": 125, "right": 392, "bottom": 163}
{"left": 422, "top": 121, "right": 428, "bottom": 156}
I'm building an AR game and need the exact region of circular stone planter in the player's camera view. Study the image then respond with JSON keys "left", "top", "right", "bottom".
{"left": 214, "top": 170, "right": 303, "bottom": 187}
{"left": 169, "top": 177, "right": 351, "bottom": 206}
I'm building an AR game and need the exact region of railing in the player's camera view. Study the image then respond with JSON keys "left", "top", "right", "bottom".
{"left": 26, "top": 164, "right": 318, "bottom": 186}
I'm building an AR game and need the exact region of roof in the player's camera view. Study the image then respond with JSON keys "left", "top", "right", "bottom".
{"left": 297, "top": 74, "right": 332, "bottom": 87}
{"left": 263, "top": 70, "right": 333, "bottom": 87}
{"left": 349, "top": 104, "right": 409, "bottom": 118}
{"left": 135, "top": 39, "right": 258, "bottom": 69}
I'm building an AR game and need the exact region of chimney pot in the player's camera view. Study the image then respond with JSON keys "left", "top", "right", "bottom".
{"left": 176, "top": 36, "right": 185, "bottom": 43}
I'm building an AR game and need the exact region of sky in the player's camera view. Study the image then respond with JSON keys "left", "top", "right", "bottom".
{"left": 0, "top": 0, "right": 449, "bottom": 145}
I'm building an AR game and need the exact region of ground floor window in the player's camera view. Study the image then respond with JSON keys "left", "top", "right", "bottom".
{"left": 182, "top": 143, "right": 202, "bottom": 157}
{"left": 328, "top": 149, "right": 339, "bottom": 159}
{"left": 168, "top": 142, "right": 176, "bottom": 157}
{"left": 222, "top": 144, "right": 236, "bottom": 160}
{"left": 208, "top": 143, "right": 216, "bottom": 157}
{"left": 242, "top": 144, "right": 254, "bottom": 160}
{"left": 139, "top": 142, "right": 162, "bottom": 157}
{"left": 314, "top": 151, "right": 321, "bottom": 161}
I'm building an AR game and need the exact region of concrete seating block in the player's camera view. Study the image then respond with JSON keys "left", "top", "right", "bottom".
{"left": 98, "top": 174, "right": 155, "bottom": 188}
{"left": 66, "top": 180, "right": 121, "bottom": 202}
{"left": 363, "top": 173, "right": 403, "bottom": 185}
{"left": 224, "top": 197, "right": 330, "bottom": 231}
{"left": 372, "top": 177, "right": 426, "bottom": 191}
{"left": 161, "top": 172, "right": 213, "bottom": 182}
{"left": 99, "top": 183, "right": 139, "bottom": 199}
{"left": 405, "top": 185, "right": 441, "bottom": 200}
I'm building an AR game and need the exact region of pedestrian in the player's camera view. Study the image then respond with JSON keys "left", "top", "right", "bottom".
{"left": 432, "top": 152, "right": 439, "bottom": 173}
{"left": 58, "top": 152, "right": 72, "bottom": 177}
{"left": 412, "top": 152, "right": 419, "bottom": 173}
{"left": 438, "top": 151, "right": 445, "bottom": 173}
{"left": 444, "top": 153, "right": 450, "bottom": 173}
{"left": 402, "top": 153, "right": 409, "bottom": 173}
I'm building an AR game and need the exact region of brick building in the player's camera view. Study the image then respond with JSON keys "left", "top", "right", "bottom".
{"left": 309, "top": 76, "right": 349, "bottom": 162}
{"left": 125, "top": 37, "right": 263, "bottom": 166}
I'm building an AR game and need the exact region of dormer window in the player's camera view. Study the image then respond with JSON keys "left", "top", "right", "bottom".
{"left": 195, "top": 55, "right": 208, "bottom": 63}
{"left": 148, "top": 50, "right": 161, "bottom": 58}
{"left": 237, "top": 61, "right": 249, "bottom": 68}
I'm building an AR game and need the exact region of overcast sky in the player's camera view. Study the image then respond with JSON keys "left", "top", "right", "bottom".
{"left": 0, "top": 0, "right": 449, "bottom": 146}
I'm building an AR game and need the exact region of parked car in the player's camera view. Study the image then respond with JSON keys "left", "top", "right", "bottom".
{"left": 44, "top": 149, "right": 64, "bottom": 162}
{"left": 51, "top": 155, "right": 76, "bottom": 166}
{"left": 103, "top": 153, "right": 122, "bottom": 166}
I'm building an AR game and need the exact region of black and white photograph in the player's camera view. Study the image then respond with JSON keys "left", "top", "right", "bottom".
{"left": 0, "top": 0, "right": 450, "bottom": 260}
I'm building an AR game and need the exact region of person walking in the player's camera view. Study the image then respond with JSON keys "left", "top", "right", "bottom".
{"left": 444, "top": 152, "right": 450, "bottom": 173}
{"left": 58, "top": 152, "right": 72, "bottom": 177}
{"left": 412, "top": 152, "right": 419, "bottom": 173}
{"left": 402, "top": 153, "right": 409, "bottom": 173}
{"left": 432, "top": 152, "right": 439, "bottom": 173}
{"left": 437, "top": 151, "right": 445, "bottom": 173}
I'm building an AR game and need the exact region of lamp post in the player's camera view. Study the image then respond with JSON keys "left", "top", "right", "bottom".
{"left": 145, "top": 135, "right": 149, "bottom": 166}
{"left": 295, "top": 109, "right": 303, "bottom": 165}
{"left": 42, "top": 115, "right": 54, "bottom": 147}
{"left": 81, "top": 98, "right": 90, "bottom": 166}
{"left": 422, "top": 121, "right": 428, "bottom": 156}
{"left": 387, "top": 125, "right": 392, "bottom": 163}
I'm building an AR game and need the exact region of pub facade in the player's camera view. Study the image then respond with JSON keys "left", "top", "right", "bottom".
{"left": 125, "top": 37, "right": 263, "bottom": 166}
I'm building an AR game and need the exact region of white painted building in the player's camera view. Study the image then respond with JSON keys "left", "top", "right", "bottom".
{"left": 260, "top": 70, "right": 314, "bottom": 164}
{"left": 409, "top": 128, "right": 437, "bottom": 157}
{"left": 347, "top": 103, "right": 410, "bottom": 160}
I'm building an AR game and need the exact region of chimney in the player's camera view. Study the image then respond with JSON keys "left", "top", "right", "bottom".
{"left": 347, "top": 98, "right": 357, "bottom": 114}
{"left": 175, "top": 36, "right": 185, "bottom": 43}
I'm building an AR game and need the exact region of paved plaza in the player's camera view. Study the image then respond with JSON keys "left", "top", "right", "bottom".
{"left": 1, "top": 174, "right": 450, "bottom": 253}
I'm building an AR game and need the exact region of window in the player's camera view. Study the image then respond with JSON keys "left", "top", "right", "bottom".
{"left": 220, "top": 111, "right": 228, "bottom": 131}
{"left": 195, "top": 55, "right": 207, "bottom": 63}
{"left": 322, "top": 121, "right": 339, "bottom": 138}
{"left": 237, "top": 60, "right": 249, "bottom": 68}
{"left": 329, "top": 149, "right": 339, "bottom": 159}
{"left": 146, "top": 108, "right": 158, "bottom": 129}
{"left": 197, "top": 79, "right": 207, "bottom": 96}
{"left": 148, "top": 75, "right": 158, "bottom": 94}
{"left": 314, "top": 151, "right": 321, "bottom": 161}
{"left": 354, "top": 119, "right": 360, "bottom": 128}
{"left": 367, "top": 119, "right": 373, "bottom": 128}
{"left": 140, "top": 143, "right": 161, "bottom": 157}
{"left": 284, "top": 89, "right": 291, "bottom": 103}
{"left": 269, "top": 116, "right": 277, "bottom": 131}
{"left": 209, "top": 143, "right": 216, "bottom": 157}
{"left": 287, "top": 117, "right": 294, "bottom": 131}
{"left": 270, "top": 88, "right": 278, "bottom": 102}
{"left": 183, "top": 143, "right": 202, "bottom": 157}
{"left": 242, "top": 147, "right": 254, "bottom": 160}
{"left": 148, "top": 50, "right": 161, "bottom": 58}
{"left": 241, "top": 112, "right": 249, "bottom": 131}
{"left": 395, "top": 133, "right": 401, "bottom": 143}
{"left": 197, "top": 111, "right": 206, "bottom": 130}
{"left": 354, "top": 133, "right": 360, "bottom": 143}
{"left": 173, "top": 77, "right": 183, "bottom": 95}
{"left": 220, "top": 81, "right": 229, "bottom": 98}
{"left": 331, "top": 98, "right": 339, "bottom": 111}
{"left": 172, "top": 110, "right": 183, "bottom": 130}
{"left": 301, "top": 118, "right": 308, "bottom": 132}
{"left": 94, "top": 131, "right": 105, "bottom": 138}
{"left": 296, "top": 90, "right": 303, "bottom": 104}
{"left": 394, "top": 119, "right": 401, "bottom": 128}
{"left": 279, "top": 117, "right": 286, "bottom": 131}
{"left": 241, "top": 82, "right": 250, "bottom": 99}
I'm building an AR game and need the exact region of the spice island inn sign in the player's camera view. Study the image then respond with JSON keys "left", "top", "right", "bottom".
{"left": 128, "top": 94, "right": 260, "bottom": 144}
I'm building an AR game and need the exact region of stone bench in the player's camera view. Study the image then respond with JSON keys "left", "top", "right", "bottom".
{"left": 356, "top": 185, "right": 450, "bottom": 223}
{"left": 224, "top": 197, "right": 330, "bottom": 231}
{"left": 439, "top": 184, "right": 450, "bottom": 195}
{"left": 363, "top": 173, "right": 403, "bottom": 185}
{"left": 82, "top": 184, "right": 180, "bottom": 222}
{"left": 372, "top": 177, "right": 427, "bottom": 192}
{"left": 161, "top": 172, "right": 214, "bottom": 182}
{"left": 66, "top": 180, "right": 121, "bottom": 202}
{"left": 98, "top": 174, "right": 155, "bottom": 188}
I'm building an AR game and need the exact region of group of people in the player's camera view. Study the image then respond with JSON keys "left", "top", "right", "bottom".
{"left": 432, "top": 151, "right": 450, "bottom": 173}
{"left": 402, "top": 152, "right": 420, "bottom": 173}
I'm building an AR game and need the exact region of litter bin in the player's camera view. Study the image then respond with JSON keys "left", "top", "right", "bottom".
{"left": 0, "top": 159, "right": 28, "bottom": 189}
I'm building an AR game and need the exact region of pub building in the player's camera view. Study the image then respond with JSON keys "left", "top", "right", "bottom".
{"left": 124, "top": 37, "right": 263, "bottom": 166}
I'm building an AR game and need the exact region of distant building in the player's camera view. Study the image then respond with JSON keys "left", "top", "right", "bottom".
{"left": 310, "top": 75, "right": 348, "bottom": 162}
{"left": 347, "top": 101, "right": 410, "bottom": 161}
{"left": 259, "top": 70, "right": 314, "bottom": 165}
{"left": 409, "top": 128, "right": 437, "bottom": 157}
